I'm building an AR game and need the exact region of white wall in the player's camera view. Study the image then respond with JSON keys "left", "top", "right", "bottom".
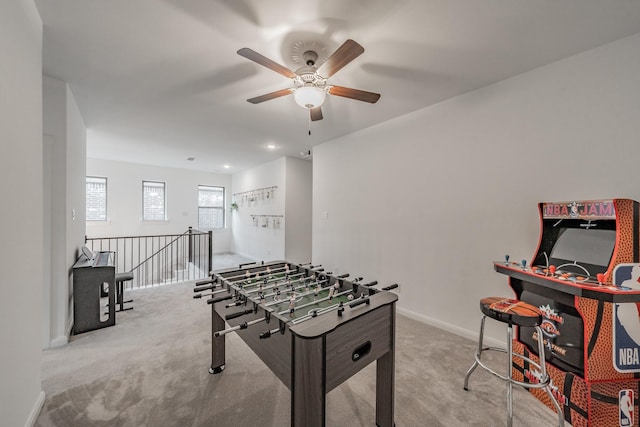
{"left": 0, "top": 1, "right": 45, "bottom": 426}
{"left": 43, "top": 76, "right": 87, "bottom": 348}
{"left": 66, "top": 84, "right": 88, "bottom": 334}
{"left": 313, "top": 32, "right": 640, "bottom": 342}
{"left": 86, "top": 158, "right": 232, "bottom": 253}
{"left": 231, "top": 158, "right": 286, "bottom": 261}
{"left": 284, "top": 157, "right": 312, "bottom": 264}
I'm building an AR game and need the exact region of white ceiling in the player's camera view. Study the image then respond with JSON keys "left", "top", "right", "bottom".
{"left": 35, "top": 0, "right": 640, "bottom": 174}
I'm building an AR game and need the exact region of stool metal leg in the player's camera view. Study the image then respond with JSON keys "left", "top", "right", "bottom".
{"left": 506, "top": 324, "right": 513, "bottom": 427}
{"left": 463, "top": 315, "right": 486, "bottom": 391}
{"left": 534, "top": 325, "right": 564, "bottom": 427}
{"left": 464, "top": 318, "right": 565, "bottom": 427}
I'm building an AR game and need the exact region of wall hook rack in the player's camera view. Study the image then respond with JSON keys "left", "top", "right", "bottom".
{"left": 233, "top": 186, "right": 278, "bottom": 204}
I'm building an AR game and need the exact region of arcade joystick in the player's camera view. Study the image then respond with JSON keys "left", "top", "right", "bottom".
{"left": 505, "top": 255, "right": 510, "bottom": 265}
{"left": 549, "top": 265, "right": 556, "bottom": 276}
{"left": 596, "top": 273, "right": 604, "bottom": 285}
{"left": 521, "top": 259, "right": 527, "bottom": 270}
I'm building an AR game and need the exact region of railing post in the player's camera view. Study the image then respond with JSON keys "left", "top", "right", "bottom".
{"left": 208, "top": 230, "right": 213, "bottom": 275}
{"left": 188, "top": 226, "right": 193, "bottom": 263}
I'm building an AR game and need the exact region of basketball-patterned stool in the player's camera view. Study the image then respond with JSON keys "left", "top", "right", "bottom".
{"left": 463, "top": 297, "right": 564, "bottom": 427}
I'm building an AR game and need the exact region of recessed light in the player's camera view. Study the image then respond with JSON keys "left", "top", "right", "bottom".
{"left": 223, "top": 164, "right": 231, "bottom": 169}
{"left": 266, "top": 144, "right": 276, "bottom": 150}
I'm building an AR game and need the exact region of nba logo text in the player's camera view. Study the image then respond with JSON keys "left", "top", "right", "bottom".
{"left": 620, "top": 389, "right": 634, "bottom": 427}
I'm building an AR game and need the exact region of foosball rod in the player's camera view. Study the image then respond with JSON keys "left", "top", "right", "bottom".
{"left": 221, "top": 264, "right": 322, "bottom": 284}
{"left": 193, "top": 287, "right": 230, "bottom": 299}
{"left": 223, "top": 276, "right": 329, "bottom": 309}
{"left": 259, "top": 304, "right": 340, "bottom": 339}
{"left": 214, "top": 317, "right": 266, "bottom": 337}
{"left": 228, "top": 287, "right": 353, "bottom": 340}
{"left": 274, "top": 288, "right": 353, "bottom": 317}
{"left": 193, "top": 281, "right": 222, "bottom": 293}
{"left": 290, "top": 301, "right": 344, "bottom": 325}
{"left": 240, "top": 271, "right": 307, "bottom": 293}
{"left": 227, "top": 277, "right": 327, "bottom": 310}
{"left": 263, "top": 279, "right": 329, "bottom": 307}
{"left": 254, "top": 275, "right": 326, "bottom": 299}
{"left": 235, "top": 272, "right": 345, "bottom": 307}
{"left": 231, "top": 273, "right": 307, "bottom": 297}
{"left": 221, "top": 265, "right": 292, "bottom": 283}
{"left": 261, "top": 292, "right": 357, "bottom": 338}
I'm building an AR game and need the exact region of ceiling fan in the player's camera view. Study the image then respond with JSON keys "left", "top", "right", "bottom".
{"left": 237, "top": 39, "right": 380, "bottom": 125}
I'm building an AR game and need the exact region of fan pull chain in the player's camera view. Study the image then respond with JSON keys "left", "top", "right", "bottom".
{"left": 308, "top": 109, "right": 311, "bottom": 135}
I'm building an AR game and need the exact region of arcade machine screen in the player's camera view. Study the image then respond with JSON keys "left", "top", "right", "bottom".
{"left": 548, "top": 227, "right": 616, "bottom": 277}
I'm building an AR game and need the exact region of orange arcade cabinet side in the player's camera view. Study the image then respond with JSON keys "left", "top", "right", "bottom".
{"left": 495, "top": 199, "right": 640, "bottom": 427}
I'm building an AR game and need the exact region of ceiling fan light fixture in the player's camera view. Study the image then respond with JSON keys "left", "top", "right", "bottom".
{"left": 293, "top": 86, "right": 326, "bottom": 109}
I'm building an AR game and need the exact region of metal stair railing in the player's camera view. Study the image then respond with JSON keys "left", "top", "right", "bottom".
{"left": 85, "top": 227, "right": 213, "bottom": 288}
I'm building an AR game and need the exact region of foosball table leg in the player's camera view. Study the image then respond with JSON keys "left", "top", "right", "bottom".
{"left": 375, "top": 350, "right": 395, "bottom": 427}
{"left": 210, "top": 307, "right": 226, "bottom": 374}
{"left": 291, "top": 335, "right": 325, "bottom": 427}
{"left": 375, "top": 306, "right": 395, "bottom": 427}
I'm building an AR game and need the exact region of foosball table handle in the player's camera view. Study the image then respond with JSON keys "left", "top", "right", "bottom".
{"left": 195, "top": 278, "right": 215, "bottom": 286}
{"left": 225, "top": 309, "right": 254, "bottom": 320}
{"left": 207, "top": 295, "right": 233, "bottom": 305}
{"left": 382, "top": 284, "right": 399, "bottom": 291}
{"left": 194, "top": 284, "right": 216, "bottom": 293}
{"left": 259, "top": 330, "right": 272, "bottom": 339}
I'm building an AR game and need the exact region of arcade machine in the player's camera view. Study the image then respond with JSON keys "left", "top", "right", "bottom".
{"left": 495, "top": 199, "right": 640, "bottom": 426}
{"left": 193, "top": 261, "right": 399, "bottom": 427}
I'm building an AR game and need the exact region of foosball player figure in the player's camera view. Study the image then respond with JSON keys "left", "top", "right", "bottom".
{"left": 328, "top": 285, "right": 335, "bottom": 300}
{"left": 275, "top": 287, "right": 281, "bottom": 296}
{"left": 314, "top": 283, "right": 321, "bottom": 299}
{"left": 258, "top": 291, "right": 265, "bottom": 303}
{"left": 289, "top": 293, "right": 296, "bottom": 317}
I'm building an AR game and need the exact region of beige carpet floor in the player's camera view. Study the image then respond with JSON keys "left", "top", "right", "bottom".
{"left": 35, "top": 255, "right": 564, "bottom": 426}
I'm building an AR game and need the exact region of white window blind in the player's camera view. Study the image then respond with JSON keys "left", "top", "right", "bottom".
{"left": 143, "top": 181, "right": 166, "bottom": 221}
{"left": 198, "top": 185, "right": 224, "bottom": 229}
{"left": 86, "top": 176, "right": 107, "bottom": 221}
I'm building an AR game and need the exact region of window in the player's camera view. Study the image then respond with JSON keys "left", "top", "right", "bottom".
{"left": 143, "top": 181, "right": 166, "bottom": 221}
{"left": 86, "top": 177, "right": 107, "bottom": 221}
{"left": 198, "top": 185, "right": 225, "bottom": 229}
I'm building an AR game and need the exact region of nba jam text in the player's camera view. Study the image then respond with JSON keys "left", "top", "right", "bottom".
{"left": 542, "top": 200, "right": 615, "bottom": 220}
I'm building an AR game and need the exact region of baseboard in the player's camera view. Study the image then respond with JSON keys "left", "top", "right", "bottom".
{"left": 25, "top": 390, "right": 45, "bottom": 427}
{"left": 50, "top": 335, "right": 68, "bottom": 348}
{"left": 49, "top": 320, "right": 72, "bottom": 348}
{"left": 397, "top": 306, "right": 504, "bottom": 349}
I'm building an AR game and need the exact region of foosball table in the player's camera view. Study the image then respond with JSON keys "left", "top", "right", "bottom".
{"left": 193, "top": 260, "right": 399, "bottom": 427}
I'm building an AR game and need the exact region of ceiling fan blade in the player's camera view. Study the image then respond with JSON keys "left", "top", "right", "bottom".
{"left": 237, "top": 48, "right": 297, "bottom": 79}
{"left": 316, "top": 39, "right": 365, "bottom": 78}
{"left": 247, "top": 88, "right": 293, "bottom": 104}
{"left": 328, "top": 86, "right": 381, "bottom": 103}
{"left": 310, "top": 107, "right": 323, "bottom": 121}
